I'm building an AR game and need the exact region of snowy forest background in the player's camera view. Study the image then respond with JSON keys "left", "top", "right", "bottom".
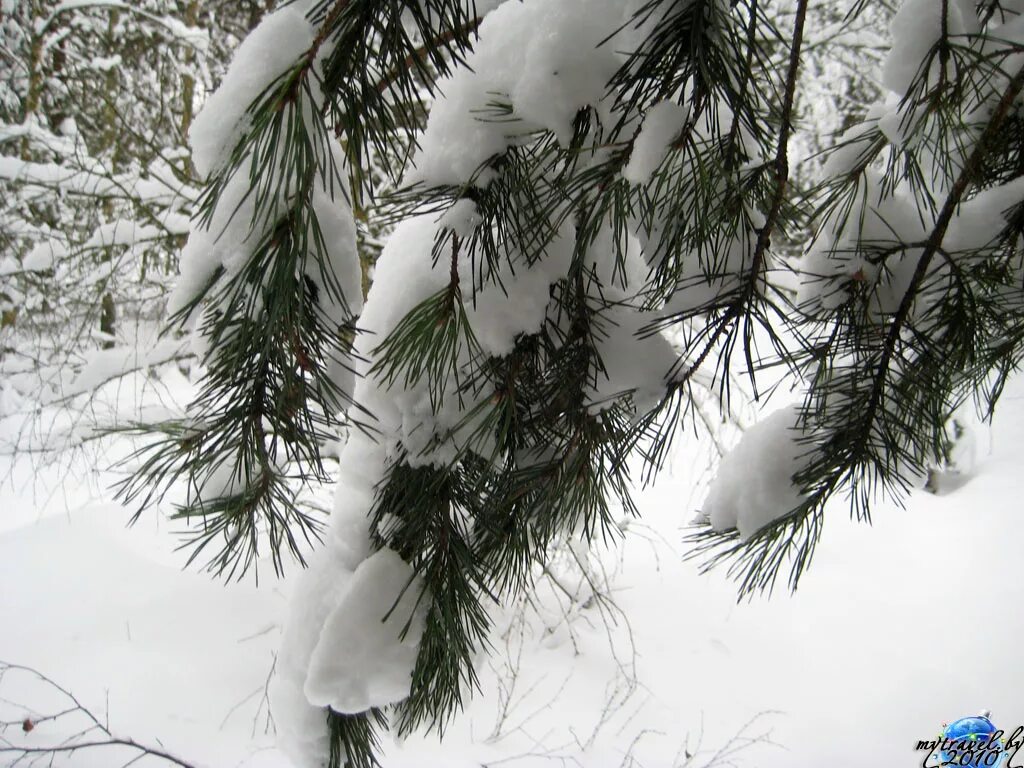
{"left": 2, "top": 0, "right": 1024, "bottom": 766}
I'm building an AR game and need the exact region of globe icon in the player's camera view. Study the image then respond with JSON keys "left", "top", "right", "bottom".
{"left": 941, "top": 716, "right": 1006, "bottom": 767}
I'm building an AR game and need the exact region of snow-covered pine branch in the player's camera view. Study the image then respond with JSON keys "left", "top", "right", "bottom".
{"left": 118, "top": 0, "right": 1024, "bottom": 765}
{"left": 692, "top": 0, "right": 1024, "bottom": 594}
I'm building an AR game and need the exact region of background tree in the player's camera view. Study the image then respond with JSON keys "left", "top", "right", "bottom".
{"left": 0, "top": 0, "right": 408, "bottom": 465}
{"left": 1, "top": 0, "right": 205, "bottom": 460}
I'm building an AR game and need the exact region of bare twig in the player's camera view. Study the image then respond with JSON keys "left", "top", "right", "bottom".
{"left": 0, "top": 661, "right": 197, "bottom": 768}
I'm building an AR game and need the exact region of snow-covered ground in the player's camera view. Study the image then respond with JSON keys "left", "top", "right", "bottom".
{"left": 2, "top": 374, "right": 1023, "bottom": 767}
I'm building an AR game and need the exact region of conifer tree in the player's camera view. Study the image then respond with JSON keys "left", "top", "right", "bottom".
{"left": 124, "top": 1, "right": 1024, "bottom": 765}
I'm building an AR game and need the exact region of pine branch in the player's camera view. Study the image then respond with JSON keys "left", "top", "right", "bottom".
{"left": 674, "top": 0, "right": 810, "bottom": 390}
{"left": 689, "top": 46, "right": 1024, "bottom": 598}
{"left": 109, "top": 0, "right": 1024, "bottom": 763}
{"left": 859, "top": 64, "right": 1024, "bottom": 450}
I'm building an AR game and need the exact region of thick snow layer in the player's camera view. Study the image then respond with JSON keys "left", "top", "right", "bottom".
{"left": 0, "top": 502, "right": 288, "bottom": 768}
{"left": 310, "top": 185, "right": 363, "bottom": 328}
{"left": 271, "top": 432, "right": 384, "bottom": 765}
{"left": 882, "top": 0, "right": 973, "bottom": 95}
{"left": 189, "top": 2, "right": 315, "bottom": 178}
{"left": 271, "top": 545, "right": 348, "bottom": 767}
{"left": 174, "top": 105, "right": 361, "bottom": 405}
{"left": 334, "top": 211, "right": 578, "bottom": 462}
{"left": 622, "top": 100, "right": 688, "bottom": 185}
{"left": 272, "top": 212, "right": 449, "bottom": 762}
{"left": 409, "top": 0, "right": 629, "bottom": 186}
{"left": 801, "top": 0, "right": 1024, "bottom": 322}
{"left": 582, "top": 230, "right": 678, "bottom": 414}
{"left": 438, "top": 199, "right": 483, "bottom": 239}
{"left": 61, "top": 339, "right": 188, "bottom": 403}
{"left": 22, "top": 240, "right": 66, "bottom": 271}
{"left": 272, "top": 199, "right": 578, "bottom": 757}
{"left": 346, "top": 214, "right": 457, "bottom": 462}
{"left": 461, "top": 219, "right": 576, "bottom": 357}
{"left": 304, "top": 548, "right": 427, "bottom": 714}
{"left": 701, "top": 405, "right": 807, "bottom": 539}
{"left": 943, "top": 177, "right": 1024, "bottom": 254}
{"left": 819, "top": 107, "right": 885, "bottom": 179}
{"left": 589, "top": 302, "right": 677, "bottom": 415}
{"left": 273, "top": 181, "right": 615, "bottom": 763}
{"left": 168, "top": 169, "right": 265, "bottom": 320}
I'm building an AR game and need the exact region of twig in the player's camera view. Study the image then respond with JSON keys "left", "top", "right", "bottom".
{"left": 0, "top": 661, "right": 197, "bottom": 768}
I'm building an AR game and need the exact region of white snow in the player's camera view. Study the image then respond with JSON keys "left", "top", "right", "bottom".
{"left": 22, "top": 240, "right": 65, "bottom": 271}
{"left": 189, "top": 2, "right": 316, "bottom": 178}
{"left": 798, "top": 169, "right": 928, "bottom": 315}
{"left": 944, "top": 176, "right": 1024, "bottom": 254}
{"left": 882, "top": 0, "right": 972, "bottom": 95}
{"left": 584, "top": 231, "right": 678, "bottom": 414}
{"left": 438, "top": 199, "right": 482, "bottom": 239}
{"left": 6, "top": 374, "right": 1024, "bottom": 767}
{"left": 409, "top": 0, "right": 630, "bottom": 187}
{"left": 89, "top": 54, "right": 122, "bottom": 71}
{"left": 169, "top": 168, "right": 260, "bottom": 320}
{"left": 61, "top": 338, "right": 189, "bottom": 403}
{"left": 8, "top": 3, "right": 1020, "bottom": 768}
{"left": 304, "top": 548, "right": 427, "bottom": 714}
{"left": 173, "top": 127, "right": 361, "bottom": 400}
{"left": 462, "top": 219, "right": 576, "bottom": 358}
{"left": 700, "top": 405, "right": 808, "bottom": 539}
{"left": 622, "top": 100, "right": 689, "bottom": 185}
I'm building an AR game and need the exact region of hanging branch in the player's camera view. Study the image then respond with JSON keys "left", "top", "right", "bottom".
{"left": 688, "top": 14, "right": 1024, "bottom": 596}
{"left": 676, "top": 0, "right": 811, "bottom": 390}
